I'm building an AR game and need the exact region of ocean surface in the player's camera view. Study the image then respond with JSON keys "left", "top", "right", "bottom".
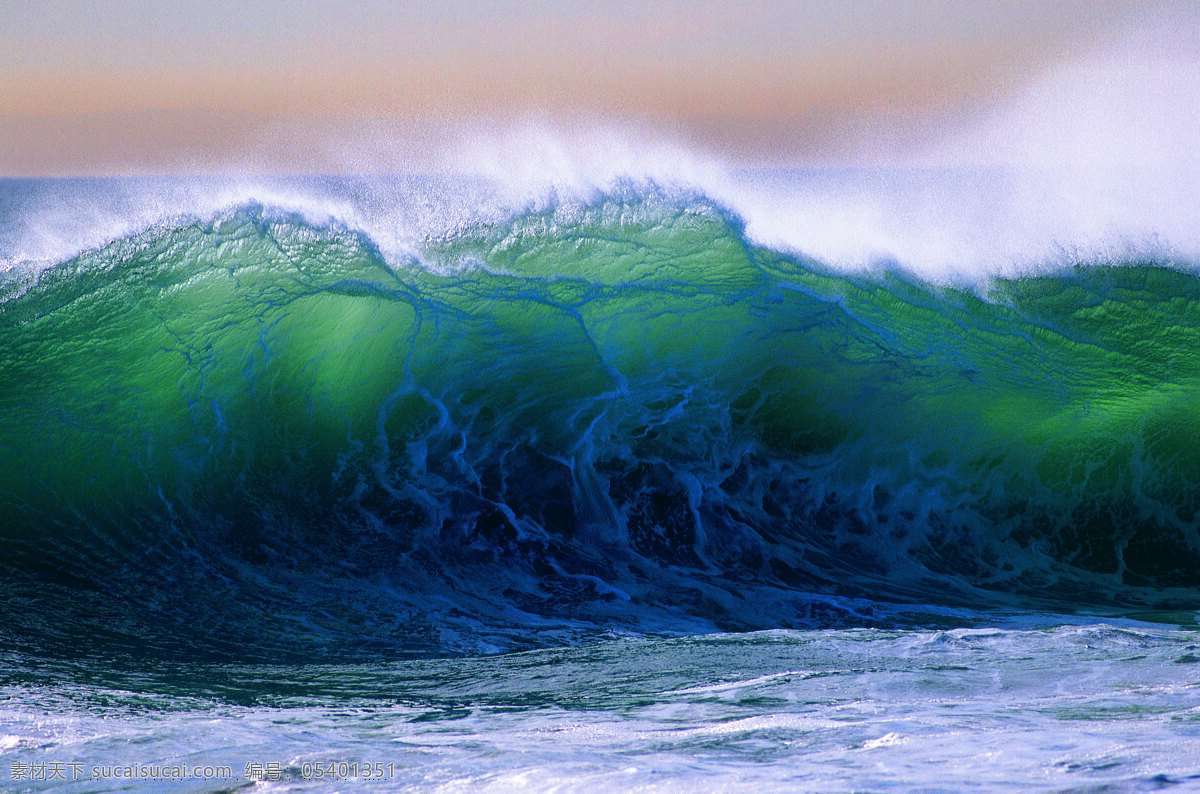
{"left": 1, "top": 170, "right": 1198, "bottom": 791}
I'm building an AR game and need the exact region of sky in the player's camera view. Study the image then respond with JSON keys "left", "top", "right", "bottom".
{"left": 0, "top": 0, "right": 1193, "bottom": 175}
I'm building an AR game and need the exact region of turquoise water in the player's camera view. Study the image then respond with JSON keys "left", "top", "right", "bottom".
{"left": 1, "top": 174, "right": 1198, "bottom": 790}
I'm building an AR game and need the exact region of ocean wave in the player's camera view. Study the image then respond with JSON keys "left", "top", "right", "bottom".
{"left": 2, "top": 187, "right": 1198, "bottom": 660}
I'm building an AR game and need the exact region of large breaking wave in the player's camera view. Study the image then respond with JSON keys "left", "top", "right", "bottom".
{"left": 2, "top": 182, "right": 1199, "bottom": 661}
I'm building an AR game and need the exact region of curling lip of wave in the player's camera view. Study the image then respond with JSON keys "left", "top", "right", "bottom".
{"left": 7, "top": 156, "right": 1200, "bottom": 285}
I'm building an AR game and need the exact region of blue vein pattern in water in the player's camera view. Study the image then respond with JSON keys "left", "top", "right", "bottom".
{"left": 1, "top": 174, "right": 1198, "bottom": 790}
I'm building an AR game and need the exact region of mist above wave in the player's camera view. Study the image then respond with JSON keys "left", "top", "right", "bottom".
{"left": 3, "top": 12, "right": 1199, "bottom": 284}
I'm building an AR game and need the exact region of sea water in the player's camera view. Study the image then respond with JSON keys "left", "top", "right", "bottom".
{"left": 1, "top": 170, "right": 1198, "bottom": 791}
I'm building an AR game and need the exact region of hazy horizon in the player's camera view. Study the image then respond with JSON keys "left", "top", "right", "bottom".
{"left": 3, "top": 1, "right": 1196, "bottom": 176}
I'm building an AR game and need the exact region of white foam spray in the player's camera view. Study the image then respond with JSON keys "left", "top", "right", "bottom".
{"left": 3, "top": 12, "right": 1198, "bottom": 286}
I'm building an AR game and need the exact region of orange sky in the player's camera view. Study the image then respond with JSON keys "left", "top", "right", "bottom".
{"left": 0, "top": 1, "right": 1186, "bottom": 175}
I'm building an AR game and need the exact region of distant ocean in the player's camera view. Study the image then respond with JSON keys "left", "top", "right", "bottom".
{"left": 2, "top": 168, "right": 1198, "bottom": 791}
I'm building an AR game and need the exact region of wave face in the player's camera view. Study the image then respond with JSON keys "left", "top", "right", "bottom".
{"left": 3, "top": 180, "right": 1199, "bottom": 660}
